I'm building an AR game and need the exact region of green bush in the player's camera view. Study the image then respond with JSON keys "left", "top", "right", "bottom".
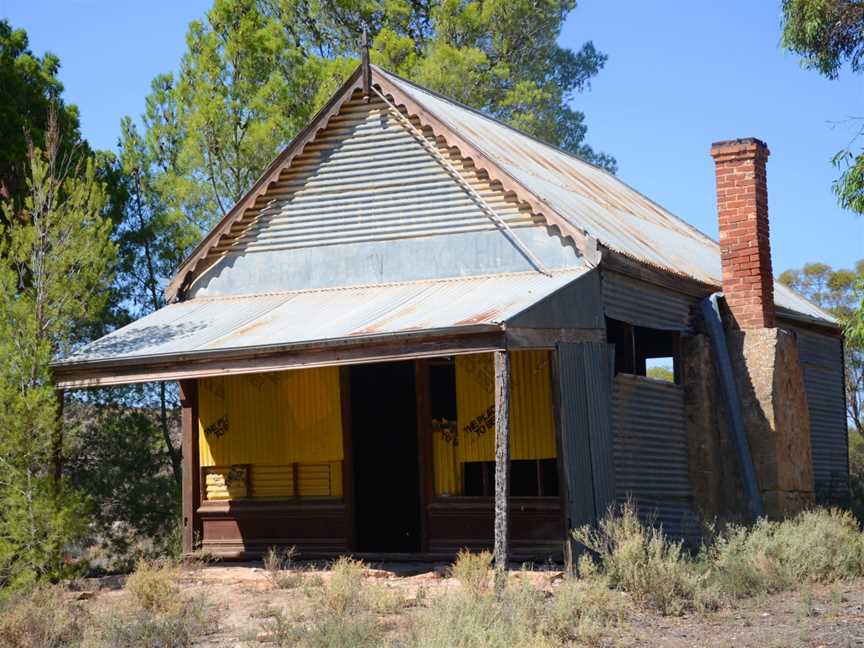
{"left": 83, "top": 558, "right": 216, "bottom": 648}
{"left": 83, "top": 591, "right": 214, "bottom": 648}
{"left": 573, "top": 502, "right": 707, "bottom": 615}
{"left": 708, "top": 508, "right": 864, "bottom": 599}
{"left": 123, "top": 558, "right": 181, "bottom": 614}
{"left": 263, "top": 556, "right": 383, "bottom": 648}
{"left": 573, "top": 502, "right": 864, "bottom": 615}
{"left": 448, "top": 549, "right": 493, "bottom": 597}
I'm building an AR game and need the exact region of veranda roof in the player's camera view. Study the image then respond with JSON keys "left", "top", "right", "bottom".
{"left": 53, "top": 268, "right": 590, "bottom": 388}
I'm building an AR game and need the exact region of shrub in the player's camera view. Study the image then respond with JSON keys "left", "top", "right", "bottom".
{"left": 449, "top": 549, "right": 493, "bottom": 597}
{"left": 409, "top": 578, "right": 558, "bottom": 648}
{"left": 263, "top": 557, "right": 383, "bottom": 648}
{"left": 263, "top": 546, "right": 302, "bottom": 589}
{"left": 573, "top": 502, "right": 705, "bottom": 615}
{"left": 324, "top": 556, "right": 365, "bottom": 615}
{"left": 0, "top": 586, "right": 86, "bottom": 648}
{"left": 707, "top": 508, "right": 864, "bottom": 599}
{"left": 83, "top": 591, "right": 214, "bottom": 648}
{"left": 123, "top": 558, "right": 181, "bottom": 614}
{"left": 543, "top": 576, "right": 629, "bottom": 645}
{"left": 264, "top": 607, "right": 382, "bottom": 648}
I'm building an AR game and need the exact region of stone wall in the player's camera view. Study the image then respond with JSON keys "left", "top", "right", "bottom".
{"left": 726, "top": 327, "right": 815, "bottom": 517}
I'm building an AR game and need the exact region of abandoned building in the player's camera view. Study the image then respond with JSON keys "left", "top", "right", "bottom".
{"left": 52, "top": 63, "right": 849, "bottom": 562}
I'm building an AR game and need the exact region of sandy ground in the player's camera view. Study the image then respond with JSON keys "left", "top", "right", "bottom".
{"left": 78, "top": 562, "right": 864, "bottom": 647}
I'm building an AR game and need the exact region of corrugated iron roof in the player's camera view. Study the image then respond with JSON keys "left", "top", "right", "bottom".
{"left": 57, "top": 269, "right": 589, "bottom": 366}
{"left": 375, "top": 68, "right": 837, "bottom": 327}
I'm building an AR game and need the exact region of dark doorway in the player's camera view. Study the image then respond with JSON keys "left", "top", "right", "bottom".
{"left": 349, "top": 361, "right": 421, "bottom": 552}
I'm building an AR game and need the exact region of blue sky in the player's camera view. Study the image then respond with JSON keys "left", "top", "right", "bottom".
{"left": 2, "top": 0, "right": 862, "bottom": 274}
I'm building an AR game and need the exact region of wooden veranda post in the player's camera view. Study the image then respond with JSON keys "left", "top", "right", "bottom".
{"left": 180, "top": 379, "right": 200, "bottom": 555}
{"left": 493, "top": 350, "right": 511, "bottom": 595}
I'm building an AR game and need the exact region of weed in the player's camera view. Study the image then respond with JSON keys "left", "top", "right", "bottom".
{"left": 573, "top": 502, "right": 705, "bottom": 615}
{"left": 543, "top": 576, "right": 629, "bottom": 645}
{"left": 0, "top": 586, "right": 87, "bottom": 648}
{"left": 799, "top": 588, "right": 817, "bottom": 618}
{"left": 263, "top": 557, "right": 383, "bottom": 648}
{"left": 83, "top": 591, "right": 215, "bottom": 648}
{"left": 707, "top": 508, "right": 864, "bottom": 599}
{"left": 449, "top": 549, "right": 493, "bottom": 597}
{"left": 263, "top": 546, "right": 303, "bottom": 589}
{"left": 364, "top": 582, "right": 406, "bottom": 614}
{"left": 123, "top": 558, "right": 180, "bottom": 614}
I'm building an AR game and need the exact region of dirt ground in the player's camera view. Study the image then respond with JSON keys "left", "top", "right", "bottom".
{"left": 78, "top": 562, "right": 864, "bottom": 647}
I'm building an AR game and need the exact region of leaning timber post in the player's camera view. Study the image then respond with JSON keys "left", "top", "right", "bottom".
{"left": 179, "top": 379, "right": 200, "bottom": 555}
{"left": 493, "top": 350, "right": 511, "bottom": 596}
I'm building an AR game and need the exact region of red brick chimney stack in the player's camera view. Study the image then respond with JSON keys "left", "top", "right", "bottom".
{"left": 710, "top": 138, "right": 775, "bottom": 329}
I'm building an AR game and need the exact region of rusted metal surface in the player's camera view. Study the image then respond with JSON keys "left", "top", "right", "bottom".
{"left": 791, "top": 327, "right": 849, "bottom": 502}
{"left": 57, "top": 269, "right": 589, "bottom": 367}
{"left": 375, "top": 68, "right": 837, "bottom": 327}
{"left": 602, "top": 270, "right": 696, "bottom": 331}
{"left": 186, "top": 94, "right": 579, "bottom": 299}
{"left": 611, "top": 374, "right": 699, "bottom": 543}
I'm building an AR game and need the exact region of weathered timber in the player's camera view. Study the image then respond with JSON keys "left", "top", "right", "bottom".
{"left": 180, "top": 379, "right": 200, "bottom": 554}
{"left": 493, "top": 349, "right": 511, "bottom": 595}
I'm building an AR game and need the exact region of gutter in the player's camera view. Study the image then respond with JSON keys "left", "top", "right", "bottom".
{"left": 701, "top": 293, "right": 764, "bottom": 520}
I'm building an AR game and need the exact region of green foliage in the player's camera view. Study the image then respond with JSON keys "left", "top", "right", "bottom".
{"left": 779, "top": 261, "right": 864, "bottom": 441}
{"left": 848, "top": 429, "right": 864, "bottom": 520}
{"left": 573, "top": 503, "right": 864, "bottom": 615}
{"left": 0, "top": 20, "right": 83, "bottom": 217}
{"left": 449, "top": 548, "right": 492, "bottom": 597}
{"left": 706, "top": 508, "right": 864, "bottom": 598}
{"left": 0, "top": 117, "right": 115, "bottom": 588}
{"left": 781, "top": 0, "right": 864, "bottom": 79}
{"left": 573, "top": 502, "right": 708, "bottom": 615}
{"left": 63, "top": 396, "right": 181, "bottom": 571}
{"left": 781, "top": 1, "right": 864, "bottom": 214}
{"left": 646, "top": 364, "right": 674, "bottom": 382}
{"left": 263, "top": 545, "right": 303, "bottom": 589}
{"left": 123, "top": 558, "right": 181, "bottom": 614}
{"left": 138, "top": 0, "right": 612, "bottom": 233}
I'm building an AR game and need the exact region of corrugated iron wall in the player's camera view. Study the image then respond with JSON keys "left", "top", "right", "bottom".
{"left": 611, "top": 374, "right": 698, "bottom": 541}
{"left": 556, "top": 343, "right": 616, "bottom": 532}
{"left": 789, "top": 326, "right": 849, "bottom": 501}
{"left": 432, "top": 351, "right": 556, "bottom": 495}
{"left": 602, "top": 271, "right": 696, "bottom": 331}
{"left": 189, "top": 94, "right": 580, "bottom": 297}
{"left": 198, "top": 368, "right": 344, "bottom": 499}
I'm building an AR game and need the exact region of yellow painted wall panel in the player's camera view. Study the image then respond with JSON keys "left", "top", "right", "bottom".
{"left": 435, "top": 351, "right": 556, "bottom": 495}
{"left": 198, "top": 368, "right": 344, "bottom": 499}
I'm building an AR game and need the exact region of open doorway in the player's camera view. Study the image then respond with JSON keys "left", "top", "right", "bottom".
{"left": 349, "top": 361, "right": 421, "bottom": 552}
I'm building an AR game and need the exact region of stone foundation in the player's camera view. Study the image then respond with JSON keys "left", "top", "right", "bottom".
{"left": 726, "top": 327, "right": 814, "bottom": 517}
{"left": 680, "top": 333, "right": 746, "bottom": 521}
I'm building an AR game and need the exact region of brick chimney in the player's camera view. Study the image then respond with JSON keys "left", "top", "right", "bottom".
{"left": 710, "top": 138, "right": 775, "bottom": 329}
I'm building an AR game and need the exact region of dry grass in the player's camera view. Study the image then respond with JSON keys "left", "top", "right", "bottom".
{"left": 707, "top": 507, "right": 864, "bottom": 600}
{"left": 573, "top": 501, "right": 710, "bottom": 615}
{"left": 448, "top": 549, "right": 493, "bottom": 597}
{"left": 83, "top": 558, "right": 217, "bottom": 648}
{"left": 263, "top": 546, "right": 303, "bottom": 590}
{"left": 573, "top": 503, "right": 864, "bottom": 616}
{"left": 0, "top": 586, "right": 88, "bottom": 648}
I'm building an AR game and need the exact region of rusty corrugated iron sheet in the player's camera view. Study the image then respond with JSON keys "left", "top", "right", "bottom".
{"left": 377, "top": 68, "right": 837, "bottom": 327}
{"left": 57, "top": 269, "right": 589, "bottom": 366}
{"left": 612, "top": 374, "right": 700, "bottom": 543}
